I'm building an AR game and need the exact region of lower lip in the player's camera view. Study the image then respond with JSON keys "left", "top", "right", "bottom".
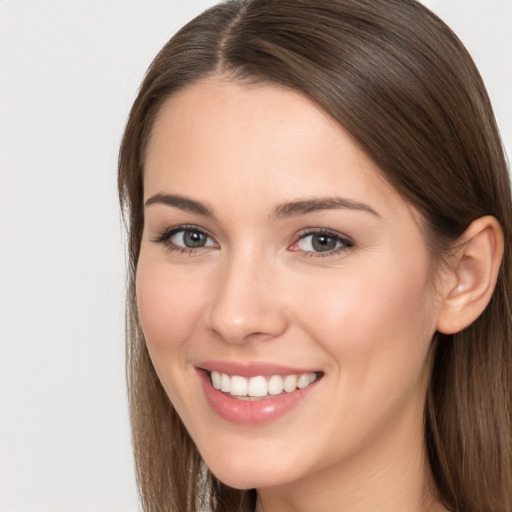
{"left": 198, "top": 370, "right": 319, "bottom": 425}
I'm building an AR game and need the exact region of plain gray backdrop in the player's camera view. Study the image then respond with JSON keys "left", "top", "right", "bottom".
{"left": 1, "top": 0, "right": 510, "bottom": 510}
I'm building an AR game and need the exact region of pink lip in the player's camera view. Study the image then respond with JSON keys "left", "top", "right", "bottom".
{"left": 196, "top": 362, "right": 322, "bottom": 425}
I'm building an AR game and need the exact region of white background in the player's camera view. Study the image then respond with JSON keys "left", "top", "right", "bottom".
{"left": 1, "top": 1, "right": 510, "bottom": 511}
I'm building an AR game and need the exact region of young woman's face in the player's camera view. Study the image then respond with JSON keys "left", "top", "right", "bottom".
{"left": 137, "top": 77, "right": 445, "bottom": 492}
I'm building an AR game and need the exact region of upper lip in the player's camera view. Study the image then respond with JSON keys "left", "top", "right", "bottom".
{"left": 196, "top": 360, "right": 321, "bottom": 378}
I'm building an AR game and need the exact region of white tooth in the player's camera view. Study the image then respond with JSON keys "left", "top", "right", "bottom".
{"left": 211, "top": 371, "right": 221, "bottom": 390}
{"left": 283, "top": 374, "right": 298, "bottom": 392}
{"left": 267, "top": 375, "right": 284, "bottom": 396}
{"left": 297, "top": 374, "right": 312, "bottom": 389}
{"left": 220, "top": 373, "right": 231, "bottom": 393}
{"left": 308, "top": 372, "right": 317, "bottom": 384}
{"left": 230, "top": 375, "right": 248, "bottom": 396}
{"left": 248, "top": 376, "right": 268, "bottom": 397}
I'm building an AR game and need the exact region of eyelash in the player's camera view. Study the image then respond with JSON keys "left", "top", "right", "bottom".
{"left": 152, "top": 225, "right": 354, "bottom": 258}
{"left": 291, "top": 228, "right": 354, "bottom": 258}
{"left": 152, "top": 225, "right": 217, "bottom": 255}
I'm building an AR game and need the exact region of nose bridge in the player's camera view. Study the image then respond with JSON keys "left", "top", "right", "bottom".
{"left": 206, "top": 245, "right": 287, "bottom": 344}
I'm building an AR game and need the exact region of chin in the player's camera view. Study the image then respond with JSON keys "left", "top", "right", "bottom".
{"left": 204, "top": 454, "right": 298, "bottom": 490}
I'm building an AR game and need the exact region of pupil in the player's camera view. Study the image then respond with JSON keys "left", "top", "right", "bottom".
{"left": 312, "top": 234, "right": 337, "bottom": 252}
{"left": 184, "top": 230, "right": 205, "bottom": 247}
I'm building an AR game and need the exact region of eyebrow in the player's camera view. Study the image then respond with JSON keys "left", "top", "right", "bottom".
{"left": 144, "top": 193, "right": 213, "bottom": 216}
{"left": 271, "top": 197, "right": 379, "bottom": 219}
{"left": 144, "top": 192, "right": 379, "bottom": 219}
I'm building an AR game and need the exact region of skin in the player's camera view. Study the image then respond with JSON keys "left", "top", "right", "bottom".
{"left": 136, "top": 76, "right": 451, "bottom": 511}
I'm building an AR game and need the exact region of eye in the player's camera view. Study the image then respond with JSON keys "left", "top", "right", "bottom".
{"left": 290, "top": 230, "right": 354, "bottom": 256}
{"left": 152, "top": 226, "right": 217, "bottom": 252}
{"left": 170, "top": 228, "right": 215, "bottom": 248}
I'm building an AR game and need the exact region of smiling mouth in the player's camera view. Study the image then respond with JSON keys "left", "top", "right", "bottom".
{"left": 209, "top": 371, "right": 323, "bottom": 400}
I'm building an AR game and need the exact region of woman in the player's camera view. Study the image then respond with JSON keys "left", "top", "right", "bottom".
{"left": 118, "top": 0, "right": 512, "bottom": 510}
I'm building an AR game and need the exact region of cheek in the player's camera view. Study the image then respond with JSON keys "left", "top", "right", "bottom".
{"left": 285, "top": 262, "right": 438, "bottom": 451}
{"left": 135, "top": 257, "right": 206, "bottom": 354}
{"left": 292, "top": 258, "right": 437, "bottom": 379}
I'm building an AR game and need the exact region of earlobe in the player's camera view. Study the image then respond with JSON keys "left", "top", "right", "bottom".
{"left": 436, "top": 216, "right": 504, "bottom": 335}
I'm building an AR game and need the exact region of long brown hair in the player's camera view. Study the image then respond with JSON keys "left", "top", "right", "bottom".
{"left": 118, "top": 1, "right": 512, "bottom": 510}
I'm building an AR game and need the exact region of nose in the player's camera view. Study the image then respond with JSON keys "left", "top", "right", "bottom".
{"left": 205, "top": 252, "right": 289, "bottom": 344}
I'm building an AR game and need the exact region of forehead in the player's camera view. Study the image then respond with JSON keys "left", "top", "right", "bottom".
{"left": 143, "top": 76, "right": 405, "bottom": 219}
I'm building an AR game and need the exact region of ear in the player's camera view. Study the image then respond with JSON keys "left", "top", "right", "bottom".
{"left": 436, "top": 216, "right": 504, "bottom": 335}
